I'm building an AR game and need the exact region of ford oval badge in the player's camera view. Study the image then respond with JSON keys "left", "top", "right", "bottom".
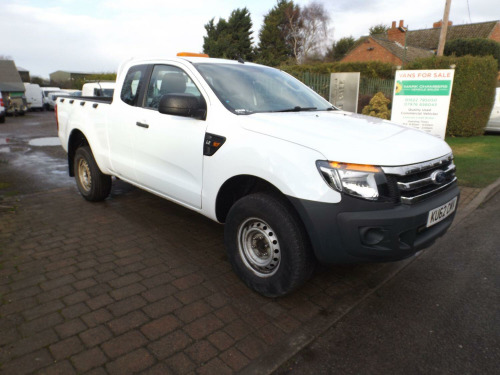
{"left": 431, "top": 170, "right": 446, "bottom": 185}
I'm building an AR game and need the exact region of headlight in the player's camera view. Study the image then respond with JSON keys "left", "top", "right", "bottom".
{"left": 316, "top": 161, "right": 389, "bottom": 201}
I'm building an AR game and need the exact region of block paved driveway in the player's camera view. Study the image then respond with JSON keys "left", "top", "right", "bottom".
{"left": 0, "top": 113, "right": 469, "bottom": 374}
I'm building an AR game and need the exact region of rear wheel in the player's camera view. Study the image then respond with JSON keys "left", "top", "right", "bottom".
{"left": 74, "top": 146, "right": 112, "bottom": 201}
{"left": 225, "top": 193, "right": 316, "bottom": 297}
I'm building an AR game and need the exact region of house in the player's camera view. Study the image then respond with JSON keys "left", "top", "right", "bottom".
{"left": 341, "top": 34, "right": 433, "bottom": 65}
{"left": 0, "top": 60, "right": 25, "bottom": 92}
{"left": 341, "top": 19, "right": 500, "bottom": 65}
{"left": 17, "top": 66, "right": 30, "bottom": 82}
{"left": 406, "top": 20, "right": 500, "bottom": 51}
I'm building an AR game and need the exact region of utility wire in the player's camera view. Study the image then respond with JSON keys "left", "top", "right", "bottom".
{"left": 466, "top": 0, "right": 472, "bottom": 23}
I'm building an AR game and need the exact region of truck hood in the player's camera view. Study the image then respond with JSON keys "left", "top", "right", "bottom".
{"left": 240, "top": 111, "right": 452, "bottom": 166}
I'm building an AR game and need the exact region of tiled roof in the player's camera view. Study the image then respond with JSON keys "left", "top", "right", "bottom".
{"left": 405, "top": 20, "right": 499, "bottom": 50}
{"left": 372, "top": 37, "right": 434, "bottom": 62}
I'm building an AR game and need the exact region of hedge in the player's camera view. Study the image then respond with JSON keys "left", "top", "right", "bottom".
{"left": 406, "top": 55, "right": 498, "bottom": 137}
{"left": 280, "top": 61, "right": 394, "bottom": 79}
{"left": 444, "top": 38, "right": 500, "bottom": 70}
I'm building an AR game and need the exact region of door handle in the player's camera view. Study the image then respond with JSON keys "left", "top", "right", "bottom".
{"left": 136, "top": 122, "right": 149, "bottom": 129}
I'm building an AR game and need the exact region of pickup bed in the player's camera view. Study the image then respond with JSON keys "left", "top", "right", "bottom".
{"left": 57, "top": 55, "right": 459, "bottom": 296}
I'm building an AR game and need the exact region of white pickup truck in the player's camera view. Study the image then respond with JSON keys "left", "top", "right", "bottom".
{"left": 56, "top": 54, "right": 459, "bottom": 297}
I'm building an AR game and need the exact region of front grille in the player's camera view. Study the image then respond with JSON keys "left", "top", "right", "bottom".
{"left": 382, "top": 153, "right": 457, "bottom": 204}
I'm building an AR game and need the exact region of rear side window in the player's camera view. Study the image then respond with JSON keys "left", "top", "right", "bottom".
{"left": 120, "top": 65, "right": 147, "bottom": 106}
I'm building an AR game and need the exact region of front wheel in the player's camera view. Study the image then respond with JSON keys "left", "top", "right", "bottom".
{"left": 225, "top": 193, "right": 316, "bottom": 297}
{"left": 74, "top": 146, "right": 112, "bottom": 202}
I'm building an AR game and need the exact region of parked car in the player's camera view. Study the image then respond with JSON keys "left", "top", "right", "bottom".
{"left": 24, "top": 83, "right": 44, "bottom": 111}
{"left": 485, "top": 87, "right": 500, "bottom": 133}
{"left": 81, "top": 82, "right": 115, "bottom": 97}
{"left": 47, "top": 91, "right": 69, "bottom": 110}
{"left": 41, "top": 87, "right": 61, "bottom": 110}
{"left": 0, "top": 91, "right": 5, "bottom": 123}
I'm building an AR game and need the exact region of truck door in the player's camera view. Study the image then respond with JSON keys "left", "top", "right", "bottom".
{"left": 131, "top": 64, "right": 208, "bottom": 209}
{"left": 108, "top": 64, "right": 148, "bottom": 181}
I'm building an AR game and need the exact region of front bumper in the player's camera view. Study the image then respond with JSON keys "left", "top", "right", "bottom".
{"left": 288, "top": 183, "right": 460, "bottom": 264}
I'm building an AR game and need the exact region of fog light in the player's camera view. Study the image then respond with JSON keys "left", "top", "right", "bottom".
{"left": 360, "top": 227, "right": 386, "bottom": 246}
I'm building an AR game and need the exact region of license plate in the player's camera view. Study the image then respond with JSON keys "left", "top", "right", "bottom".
{"left": 426, "top": 197, "right": 457, "bottom": 227}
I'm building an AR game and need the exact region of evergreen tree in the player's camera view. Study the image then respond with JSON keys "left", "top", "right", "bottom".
{"left": 444, "top": 38, "right": 500, "bottom": 69}
{"left": 256, "top": 0, "right": 299, "bottom": 66}
{"left": 369, "top": 24, "right": 389, "bottom": 36}
{"left": 325, "top": 36, "right": 356, "bottom": 61}
{"left": 202, "top": 8, "right": 254, "bottom": 61}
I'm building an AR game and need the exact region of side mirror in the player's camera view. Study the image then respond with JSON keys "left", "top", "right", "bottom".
{"left": 158, "top": 94, "right": 206, "bottom": 120}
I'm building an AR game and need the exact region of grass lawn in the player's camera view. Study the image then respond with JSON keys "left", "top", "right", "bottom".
{"left": 446, "top": 134, "right": 500, "bottom": 188}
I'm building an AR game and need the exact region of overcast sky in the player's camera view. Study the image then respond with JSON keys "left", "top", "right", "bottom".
{"left": 1, "top": 0, "right": 496, "bottom": 78}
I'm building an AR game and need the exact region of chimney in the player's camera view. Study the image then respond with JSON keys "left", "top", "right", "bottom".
{"left": 433, "top": 20, "right": 453, "bottom": 28}
{"left": 387, "top": 20, "right": 406, "bottom": 45}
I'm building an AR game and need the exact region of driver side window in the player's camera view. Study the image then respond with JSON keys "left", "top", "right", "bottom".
{"left": 145, "top": 65, "right": 202, "bottom": 110}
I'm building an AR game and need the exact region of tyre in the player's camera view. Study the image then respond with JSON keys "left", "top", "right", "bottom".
{"left": 74, "top": 146, "right": 112, "bottom": 201}
{"left": 0, "top": 114, "right": 5, "bottom": 123}
{"left": 225, "top": 193, "right": 316, "bottom": 297}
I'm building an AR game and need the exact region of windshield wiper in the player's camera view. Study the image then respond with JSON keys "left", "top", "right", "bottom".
{"left": 273, "top": 106, "right": 317, "bottom": 112}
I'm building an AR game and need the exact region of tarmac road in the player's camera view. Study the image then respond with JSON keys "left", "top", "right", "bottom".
{"left": 275, "top": 191, "right": 500, "bottom": 374}
{"left": 0, "top": 111, "right": 72, "bottom": 195}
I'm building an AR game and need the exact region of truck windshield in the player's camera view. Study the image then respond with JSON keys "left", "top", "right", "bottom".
{"left": 194, "top": 63, "right": 335, "bottom": 115}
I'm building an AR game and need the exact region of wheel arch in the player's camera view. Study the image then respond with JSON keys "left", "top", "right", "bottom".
{"left": 68, "top": 129, "right": 89, "bottom": 177}
{"left": 215, "top": 174, "right": 305, "bottom": 225}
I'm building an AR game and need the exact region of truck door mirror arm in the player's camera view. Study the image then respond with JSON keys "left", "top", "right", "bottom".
{"left": 158, "top": 94, "right": 206, "bottom": 120}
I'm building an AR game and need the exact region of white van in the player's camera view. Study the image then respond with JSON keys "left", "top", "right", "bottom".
{"left": 24, "top": 83, "right": 44, "bottom": 111}
{"left": 81, "top": 82, "right": 115, "bottom": 97}
{"left": 485, "top": 87, "right": 500, "bottom": 133}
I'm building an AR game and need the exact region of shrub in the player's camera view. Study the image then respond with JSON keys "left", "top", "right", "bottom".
{"left": 280, "top": 60, "right": 394, "bottom": 79}
{"left": 357, "top": 94, "right": 373, "bottom": 114}
{"left": 362, "top": 92, "right": 391, "bottom": 119}
{"left": 444, "top": 38, "right": 500, "bottom": 70}
{"left": 407, "top": 55, "right": 498, "bottom": 137}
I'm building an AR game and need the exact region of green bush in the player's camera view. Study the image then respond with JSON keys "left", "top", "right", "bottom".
{"left": 444, "top": 38, "right": 500, "bottom": 69}
{"left": 362, "top": 92, "right": 391, "bottom": 119}
{"left": 406, "top": 55, "right": 498, "bottom": 137}
{"left": 280, "top": 61, "right": 394, "bottom": 79}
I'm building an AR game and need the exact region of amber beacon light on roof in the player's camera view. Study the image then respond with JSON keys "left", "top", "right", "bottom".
{"left": 176, "top": 52, "right": 209, "bottom": 57}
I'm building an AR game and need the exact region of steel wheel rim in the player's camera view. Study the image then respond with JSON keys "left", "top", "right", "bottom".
{"left": 237, "top": 218, "right": 281, "bottom": 277}
{"left": 77, "top": 159, "right": 91, "bottom": 192}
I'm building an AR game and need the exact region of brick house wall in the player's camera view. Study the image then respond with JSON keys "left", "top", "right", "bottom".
{"left": 341, "top": 37, "right": 403, "bottom": 65}
{"left": 387, "top": 20, "right": 406, "bottom": 45}
{"left": 489, "top": 22, "right": 500, "bottom": 42}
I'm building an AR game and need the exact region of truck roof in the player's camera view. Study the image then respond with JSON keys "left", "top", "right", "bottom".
{"left": 124, "top": 56, "right": 261, "bottom": 67}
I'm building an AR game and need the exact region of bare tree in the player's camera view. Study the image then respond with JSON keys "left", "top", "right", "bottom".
{"left": 282, "top": 1, "right": 330, "bottom": 64}
{"left": 299, "top": 2, "right": 330, "bottom": 63}
{"left": 283, "top": 3, "right": 303, "bottom": 64}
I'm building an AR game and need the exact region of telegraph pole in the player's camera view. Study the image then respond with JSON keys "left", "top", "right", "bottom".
{"left": 436, "top": 0, "right": 452, "bottom": 56}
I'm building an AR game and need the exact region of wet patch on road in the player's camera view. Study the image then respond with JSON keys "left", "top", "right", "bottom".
{"left": 28, "top": 137, "right": 61, "bottom": 147}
